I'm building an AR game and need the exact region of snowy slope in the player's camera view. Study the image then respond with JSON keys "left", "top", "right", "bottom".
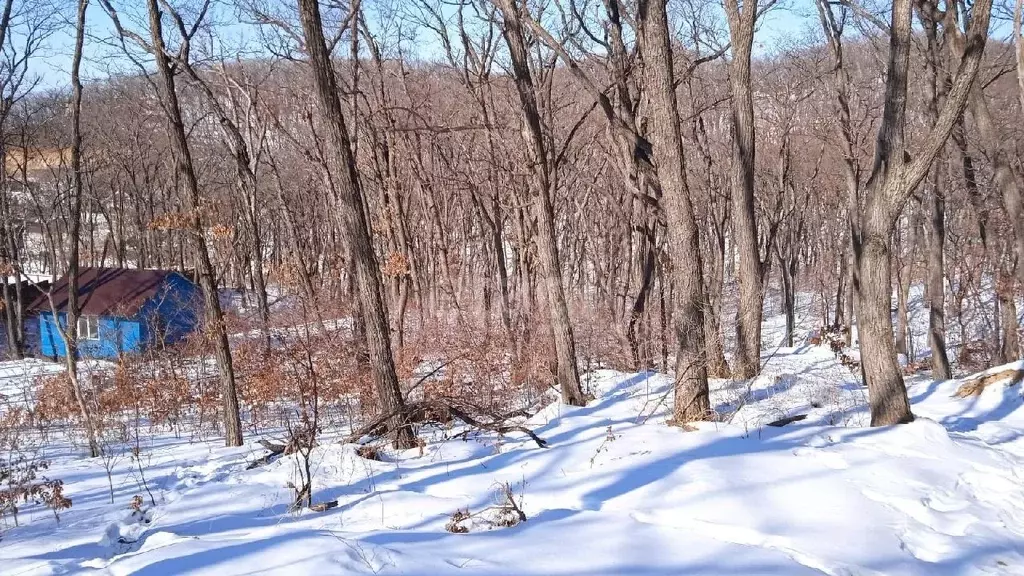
{"left": 2, "top": 342, "right": 1024, "bottom": 575}
{"left": 0, "top": 359, "right": 113, "bottom": 413}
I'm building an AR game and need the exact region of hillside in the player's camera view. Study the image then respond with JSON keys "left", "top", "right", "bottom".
{"left": 1, "top": 314, "right": 1022, "bottom": 575}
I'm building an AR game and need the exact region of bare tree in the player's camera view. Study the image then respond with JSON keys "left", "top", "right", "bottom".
{"left": 723, "top": 0, "right": 766, "bottom": 378}
{"left": 637, "top": 0, "right": 711, "bottom": 421}
{"left": 98, "top": 0, "right": 245, "bottom": 446}
{"left": 493, "top": 0, "right": 586, "bottom": 406}
{"left": 56, "top": 0, "right": 100, "bottom": 458}
{"left": 855, "top": 0, "right": 992, "bottom": 425}
{"left": 815, "top": 0, "right": 864, "bottom": 349}
{"left": 295, "top": 0, "right": 417, "bottom": 447}
{"left": 0, "top": 0, "right": 55, "bottom": 358}
{"left": 916, "top": 0, "right": 951, "bottom": 379}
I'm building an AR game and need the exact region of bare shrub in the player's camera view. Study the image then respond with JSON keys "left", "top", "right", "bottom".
{"left": 443, "top": 482, "right": 526, "bottom": 534}
{"left": 444, "top": 508, "right": 471, "bottom": 533}
{"left": 356, "top": 444, "right": 382, "bottom": 461}
{"left": 0, "top": 408, "right": 71, "bottom": 532}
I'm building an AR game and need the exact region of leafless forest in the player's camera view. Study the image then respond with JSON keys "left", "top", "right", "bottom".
{"left": 1, "top": 0, "right": 1022, "bottom": 457}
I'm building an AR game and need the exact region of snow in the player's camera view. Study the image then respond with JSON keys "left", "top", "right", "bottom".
{"left": 2, "top": 311, "right": 1024, "bottom": 574}
{"left": 0, "top": 358, "right": 113, "bottom": 413}
{"left": 2, "top": 273, "right": 51, "bottom": 285}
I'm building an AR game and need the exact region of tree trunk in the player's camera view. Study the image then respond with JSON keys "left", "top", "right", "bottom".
{"left": 627, "top": 224, "right": 657, "bottom": 369}
{"left": 842, "top": 285, "right": 853, "bottom": 345}
{"left": 1, "top": 278, "right": 19, "bottom": 359}
{"left": 704, "top": 232, "right": 730, "bottom": 377}
{"left": 856, "top": 0, "right": 991, "bottom": 426}
{"left": 894, "top": 205, "right": 918, "bottom": 360}
{"left": 926, "top": 181, "right": 951, "bottom": 379}
{"left": 637, "top": 0, "right": 710, "bottom": 422}
{"left": 997, "top": 264, "right": 1021, "bottom": 362}
{"left": 0, "top": 0, "right": 16, "bottom": 357}
{"left": 834, "top": 251, "right": 847, "bottom": 330}
{"left": 918, "top": 2, "right": 951, "bottom": 380}
{"left": 724, "top": 0, "right": 763, "bottom": 379}
{"left": 496, "top": 0, "right": 585, "bottom": 406}
{"left": 296, "top": 0, "right": 416, "bottom": 447}
{"left": 857, "top": 229, "right": 914, "bottom": 425}
{"left": 782, "top": 258, "right": 796, "bottom": 348}
{"left": 64, "top": 0, "right": 99, "bottom": 458}
{"left": 141, "top": 0, "right": 243, "bottom": 447}
{"left": 247, "top": 195, "right": 271, "bottom": 333}
{"left": 895, "top": 239, "right": 912, "bottom": 360}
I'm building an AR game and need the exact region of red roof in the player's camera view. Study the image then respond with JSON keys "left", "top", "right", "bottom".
{"left": 29, "top": 267, "right": 182, "bottom": 317}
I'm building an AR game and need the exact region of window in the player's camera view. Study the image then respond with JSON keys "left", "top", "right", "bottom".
{"left": 77, "top": 316, "right": 99, "bottom": 340}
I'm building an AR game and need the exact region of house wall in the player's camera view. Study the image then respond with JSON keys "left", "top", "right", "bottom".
{"left": 136, "top": 272, "right": 201, "bottom": 349}
{"left": 38, "top": 312, "right": 142, "bottom": 359}
{"left": 36, "top": 272, "right": 200, "bottom": 360}
{"left": 23, "top": 315, "right": 41, "bottom": 355}
{"left": 1, "top": 315, "right": 42, "bottom": 358}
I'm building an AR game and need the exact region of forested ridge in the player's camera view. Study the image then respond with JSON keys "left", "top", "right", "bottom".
{"left": 0, "top": 0, "right": 1021, "bottom": 480}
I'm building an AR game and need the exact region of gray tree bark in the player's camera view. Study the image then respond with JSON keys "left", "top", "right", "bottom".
{"left": 296, "top": 0, "right": 418, "bottom": 446}
{"left": 724, "top": 0, "right": 764, "bottom": 379}
{"left": 495, "top": 0, "right": 586, "bottom": 406}
{"left": 63, "top": 0, "right": 100, "bottom": 458}
{"left": 130, "top": 0, "right": 244, "bottom": 446}
{"left": 637, "top": 0, "right": 711, "bottom": 422}
{"left": 856, "top": 0, "right": 991, "bottom": 425}
{"left": 917, "top": 2, "right": 952, "bottom": 380}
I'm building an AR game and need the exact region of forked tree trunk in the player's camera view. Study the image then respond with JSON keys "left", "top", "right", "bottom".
{"left": 856, "top": 0, "right": 991, "bottom": 425}
{"left": 297, "top": 0, "right": 416, "bottom": 447}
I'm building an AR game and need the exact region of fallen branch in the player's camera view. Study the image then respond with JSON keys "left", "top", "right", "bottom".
{"left": 343, "top": 399, "right": 548, "bottom": 449}
{"left": 444, "top": 403, "right": 548, "bottom": 448}
{"left": 246, "top": 437, "right": 298, "bottom": 470}
{"left": 766, "top": 414, "right": 808, "bottom": 427}
{"left": 954, "top": 368, "right": 1024, "bottom": 398}
{"left": 310, "top": 500, "right": 339, "bottom": 512}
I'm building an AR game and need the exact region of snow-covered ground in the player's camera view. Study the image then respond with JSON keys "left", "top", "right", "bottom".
{"left": 0, "top": 359, "right": 112, "bottom": 413}
{"left": 2, "top": 305, "right": 1024, "bottom": 574}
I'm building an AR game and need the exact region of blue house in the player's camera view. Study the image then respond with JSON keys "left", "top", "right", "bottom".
{"left": 29, "top": 267, "right": 201, "bottom": 359}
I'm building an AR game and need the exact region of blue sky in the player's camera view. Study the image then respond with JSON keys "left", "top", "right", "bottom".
{"left": 25, "top": 0, "right": 1016, "bottom": 93}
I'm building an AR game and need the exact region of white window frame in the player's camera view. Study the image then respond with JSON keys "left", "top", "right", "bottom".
{"left": 77, "top": 315, "right": 99, "bottom": 341}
